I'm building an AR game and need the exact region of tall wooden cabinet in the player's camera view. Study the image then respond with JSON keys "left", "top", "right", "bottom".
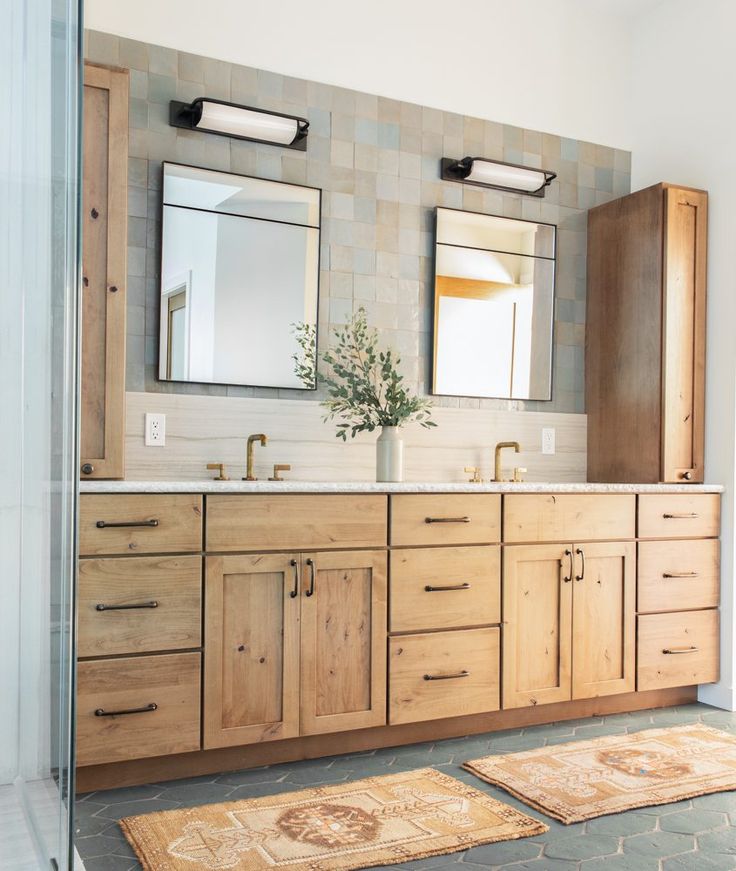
{"left": 587, "top": 183, "right": 707, "bottom": 483}
{"left": 80, "top": 63, "right": 128, "bottom": 479}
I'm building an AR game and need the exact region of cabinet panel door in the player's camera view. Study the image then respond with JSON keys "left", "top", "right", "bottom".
{"left": 662, "top": 186, "right": 707, "bottom": 483}
{"left": 502, "top": 544, "right": 573, "bottom": 709}
{"left": 572, "top": 541, "right": 636, "bottom": 699}
{"left": 204, "top": 554, "right": 300, "bottom": 748}
{"left": 300, "top": 550, "right": 387, "bottom": 735}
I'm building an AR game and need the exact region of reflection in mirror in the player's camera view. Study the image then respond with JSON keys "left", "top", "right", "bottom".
{"left": 432, "top": 207, "right": 556, "bottom": 400}
{"left": 159, "top": 163, "right": 321, "bottom": 389}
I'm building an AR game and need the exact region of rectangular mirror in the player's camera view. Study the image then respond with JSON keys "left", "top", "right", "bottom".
{"left": 432, "top": 207, "right": 556, "bottom": 400}
{"left": 159, "top": 162, "right": 321, "bottom": 389}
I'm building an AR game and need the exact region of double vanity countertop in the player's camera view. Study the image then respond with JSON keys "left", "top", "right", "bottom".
{"left": 80, "top": 480, "right": 724, "bottom": 494}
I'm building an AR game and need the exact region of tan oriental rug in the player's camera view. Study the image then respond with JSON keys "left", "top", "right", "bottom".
{"left": 464, "top": 723, "right": 736, "bottom": 824}
{"left": 119, "top": 767, "right": 547, "bottom": 870}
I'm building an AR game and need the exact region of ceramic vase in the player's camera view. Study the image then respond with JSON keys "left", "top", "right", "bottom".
{"left": 376, "top": 426, "right": 404, "bottom": 483}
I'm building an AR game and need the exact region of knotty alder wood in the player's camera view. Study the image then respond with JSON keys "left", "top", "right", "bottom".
{"left": 389, "top": 545, "right": 500, "bottom": 632}
{"left": 638, "top": 610, "right": 719, "bottom": 690}
{"left": 389, "top": 627, "right": 499, "bottom": 725}
{"left": 300, "top": 550, "right": 387, "bottom": 735}
{"left": 638, "top": 539, "right": 720, "bottom": 613}
{"left": 76, "top": 652, "right": 200, "bottom": 767}
{"left": 81, "top": 63, "right": 128, "bottom": 479}
{"left": 204, "top": 554, "right": 300, "bottom": 749}
{"left": 638, "top": 493, "right": 720, "bottom": 539}
{"left": 390, "top": 494, "right": 500, "bottom": 546}
{"left": 205, "top": 494, "right": 387, "bottom": 552}
{"left": 76, "top": 685, "right": 696, "bottom": 791}
{"left": 79, "top": 494, "right": 203, "bottom": 555}
{"left": 77, "top": 555, "right": 202, "bottom": 657}
{"left": 503, "top": 494, "right": 635, "bottom": 543}
{"left": 572, "top": 541, "right": 636, "bottom": 700}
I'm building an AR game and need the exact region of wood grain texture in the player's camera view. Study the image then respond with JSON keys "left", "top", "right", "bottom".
{"left": 390, "top": 494, "right": 501, "bottom": 546}
{"left": 79, "top": 494, "right": 203, "bottom": 555}
{"left": 638, "top": 539, "right": 720, "bottom": 614}
{"left": 76, "top": 652, "right": 200, "bottom": 766}
{"left": 300, "top": 550, "right": 387, "bottom": 735}
{"left": 389, "top": 628, "right": 500, "bottom": 725}
{"left": 572, "top": 541, "right": 636, "bottom": 700}
{"left": 76, "top": 686, "right": 697, "bottom": 792}
{"left": 205, "top": 494, "right": 388, "bottom": 552}
{"left": 203, "top": 554, "right": 300, "bottom": 749}
{"left": 77, "top": 555, "right": 202, "bottom": 657}
{"left": 638, "top": 610, "right": 719, "bottom": 691}
{"left": 638, "top": 493, "right": 720, "bottom": 539}
{"left": 503, "top": 494, "right": 635, "bottom": 543}
{"left": 389, "top": 545, "right": 500, "bottom": 632}
{"left": 81, "top": 62, "right": 128, "bottom": 479}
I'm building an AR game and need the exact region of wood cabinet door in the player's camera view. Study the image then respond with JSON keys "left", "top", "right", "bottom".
{"left": 81, "top": 63, "right": 128, "bottom": 479}
{"left": 572, "top": 541, "right": 636, "bottom": 700}
{"left": 203, "top": 554, "right": 300, "bottom": 749}
{"left": 300, "top": 550, "right": 387, "bottom": 735}
{"left": 661, "top": 186, "right": 707, "bottom": 483}
{"left": 502, "top": 544, "right": 573, "bottom": 709}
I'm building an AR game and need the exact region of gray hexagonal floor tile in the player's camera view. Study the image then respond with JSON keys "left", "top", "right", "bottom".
{"left": 544, "top": 834, "right": 620, "bottom": 861}
{"left": 699, "top": 828, "right": 736, "bottom": 855}
{"left": 581, "top": 855, "right": 660, "bottom": 870}
{"left": 663, "top": 852, "right": 736, "bottom": 870}
{"left": 659, "top": 809, "right": 728, "bottom": 834}
{"left": 587, "top": 812, "right": 656, "bottom": 836}
{"left": 462, "top": 838, "right": 541, "bottom": 865}
{"left": 623, "top": 831, "right": 695, "bottom": 857}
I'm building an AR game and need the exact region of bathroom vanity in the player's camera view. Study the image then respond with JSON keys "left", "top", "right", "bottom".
{"left": 75, "top": 481, "right": 721, "bottom": 791}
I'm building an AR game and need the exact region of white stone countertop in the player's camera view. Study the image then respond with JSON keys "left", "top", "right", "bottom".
{"left": 79, "top": 480, "right": 724, "bottom": 494}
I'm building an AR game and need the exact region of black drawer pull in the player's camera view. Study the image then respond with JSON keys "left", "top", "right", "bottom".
{"left": 662, "top": 571, "right": 699, "bottom": 579}
{"left": 96, "top": 601, "right": 159, "bottom": 612}
{"left": 662, "top": 513, "right": 699, "bottom": 519}
{"left": 96, "top": 519, "right": 159, "bottom": 529}
{"left": 425, "top": 516, "right": 471, "bottom": 524}
{"left": 662, "top": 646, "right": 699, "bottom": 655}
{"left": 94, "top": 703, "right": 158, "bottom": 717}
{"left": 424, "top": 670, "right": 470, "bottom": 681}
{"left": 425, "top": 583, "right": 471, "bottom": 592}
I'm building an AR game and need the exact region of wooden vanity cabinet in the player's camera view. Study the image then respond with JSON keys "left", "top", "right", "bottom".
{"left": 587, "top": 183, "right": 707, "bottom": 483}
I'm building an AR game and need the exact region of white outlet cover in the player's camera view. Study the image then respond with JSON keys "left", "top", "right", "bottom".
{"left": 145, "top": 412, "right": 166, "bottom": 447}
{"left": 541, "top": 427, "right": 556, "bottom": 455}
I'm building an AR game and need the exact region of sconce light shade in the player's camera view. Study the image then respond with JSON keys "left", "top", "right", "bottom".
{"left": 170, "top": 98, "right": 309, "bottom": 151}
{"left": 441, "top": 157, "right": 556, "bottom": 197}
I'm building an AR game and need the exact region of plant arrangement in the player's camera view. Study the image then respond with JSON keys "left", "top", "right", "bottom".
{"left": 291, "top": 321, "right": 317, "bottom": 389}
{"left": 319, "top": 307, "right": 436, "bottom": 440}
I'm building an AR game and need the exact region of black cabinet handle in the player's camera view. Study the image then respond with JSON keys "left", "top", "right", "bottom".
{"left": 96, "top": 519, "right": 159, "bottom": 529}
{"left": 290, "top": 559, "right": 299, "bottom": 598}
{"left": 663, "top": 571, "right": 699, "bottom": 579}
{"left": 662, "top": 646, "right": 699, "bottom": 655}
{"left": 575, "top": 547, "right": 585, "bottom": 582}
{"left": 96, "top": 601, "right": 158, "bottom": 612}
{"left": 425, "top": 583, "right": 471, "bottom": 592}
{"left": 563, "top": 549, "right": 573, "bottom": 583}
{"left": 94, "top": 703, "right": 157, "bottom": 717}
{"left": 81, "top": 463, "right": 94, "bottom": 475}
{"left": 305, "top": 558, "right": 316, "bottom": 597}
{"left": 425, "top": 516, "right": 470, "bottom": 524}
{"left": 663, "top": 513, "right": 699, "bottom": 519}
{"left": 424, "top": 671, "right": 470, "bottom": 681}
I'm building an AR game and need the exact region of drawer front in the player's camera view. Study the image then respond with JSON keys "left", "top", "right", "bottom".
{"left": 637, "top": 610, "right": 719, "bottom": 691}
{"left": 206, "top": 494, "right": 387, "bottom": 552}
{"left": 79, "top": 494, "right": 203, "bottom": 556}
{"left": 76, "top": 652, "right": 201, "bottom": 766}
{"left": 390, "top": 495, "right": 500, "bottom": 546}
{"left": 389, "top": 627, "right": 499, "bottom": 725}
{"left": 390, "top": 546, "right": 500, "bottom": 632}
{"left": 638, "top": 539, "right": 720, "bottom": 614}
{"left": 638, "top": 494, "right": 720, "bottom": 539}
{"left": 503, "top": 494, "right": 635, "bottom": 543}
{"left": 78, "top": 556, "right": 202, "bottom": 657}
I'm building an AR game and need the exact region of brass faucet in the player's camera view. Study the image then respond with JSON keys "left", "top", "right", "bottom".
{"left": 494, "top": 441, "right": 520, "bottom": 482}
{"left": 244, "top": 433, "right": 268, "bottom": 480}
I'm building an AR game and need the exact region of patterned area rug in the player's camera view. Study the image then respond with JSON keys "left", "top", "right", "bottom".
{"left": 119, "top": 767, "right": 547, "bottom": 870}
{"left": 464, "top": 723, "right": 736, "bottom": 824}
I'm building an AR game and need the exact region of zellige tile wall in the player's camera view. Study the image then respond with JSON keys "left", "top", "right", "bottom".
{"left": 85, "top": 29, "right": 631, "bottom": 414}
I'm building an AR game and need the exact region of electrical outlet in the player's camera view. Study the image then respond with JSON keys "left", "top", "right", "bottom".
{"left": 541, "top": 427, "right": 556, "bottom": 455}
{"left": 145, "top": 413, "right": 166, "bottom": 447}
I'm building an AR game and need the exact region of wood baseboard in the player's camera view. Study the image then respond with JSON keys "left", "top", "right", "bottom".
{"left": 76, "top": 685, "right": 697, "bottom": 793}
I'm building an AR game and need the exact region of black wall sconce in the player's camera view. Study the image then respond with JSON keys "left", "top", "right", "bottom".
{"left": 170, "top": 98, "right": 309, "bottom": 151}
{"left": 441, "top": 156, "right": 556, "bottom": 197}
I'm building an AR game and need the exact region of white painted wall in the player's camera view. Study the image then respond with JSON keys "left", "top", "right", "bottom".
{"left": 629, "top": 0, "right": 736, "bottom": 710}
{"left": 85, "top": 0, "right": 637, "bottom": 148}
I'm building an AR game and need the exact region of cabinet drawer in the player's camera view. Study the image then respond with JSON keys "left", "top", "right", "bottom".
{"left": 77, "top": 556, "right": 202, "bottom": 657}
{"left": 390, "top": 546, "right": 500, "bottom": 632}
{"left": 389, "top": 628, "right": 499, "bottom": 724}
{"left": 503, "top": 494, "right": 635, "bottom": 543}
{"left": 638, "top": 494, "right": 720, "bottom": 539}
{"left": 638, "top": 539, "right": 720, "bottom": 613}
{"left": 79, "top": 494, "right": 203, "bottom": 556}
{"left": 205, "top": 494, "right": 387, "bottom": 551}
{"left": 637, "top": 610, "right": 719, "bottom": 691}
{"left": 76, "top": 652, "right": 201, "bottom": 766}
{"left": 390, "top": 495, "right": 500, "bottom": 546}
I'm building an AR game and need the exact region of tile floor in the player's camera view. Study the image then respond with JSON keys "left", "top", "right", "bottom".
{"left": 75, "top": 703, "right": 736, "bottom": 870}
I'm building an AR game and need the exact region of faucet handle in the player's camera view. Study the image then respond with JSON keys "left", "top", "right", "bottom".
{"left": 269, "top": 464, "right": 291, "bottom": 482}
{"left": 513, "top": 466, "right": 527, "bottom": 483}
{"left": 464, "top": 466, "right": 483, "bottom": 483}
{"left": 206, "top": 462, "right": 229, "bottom": 481}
